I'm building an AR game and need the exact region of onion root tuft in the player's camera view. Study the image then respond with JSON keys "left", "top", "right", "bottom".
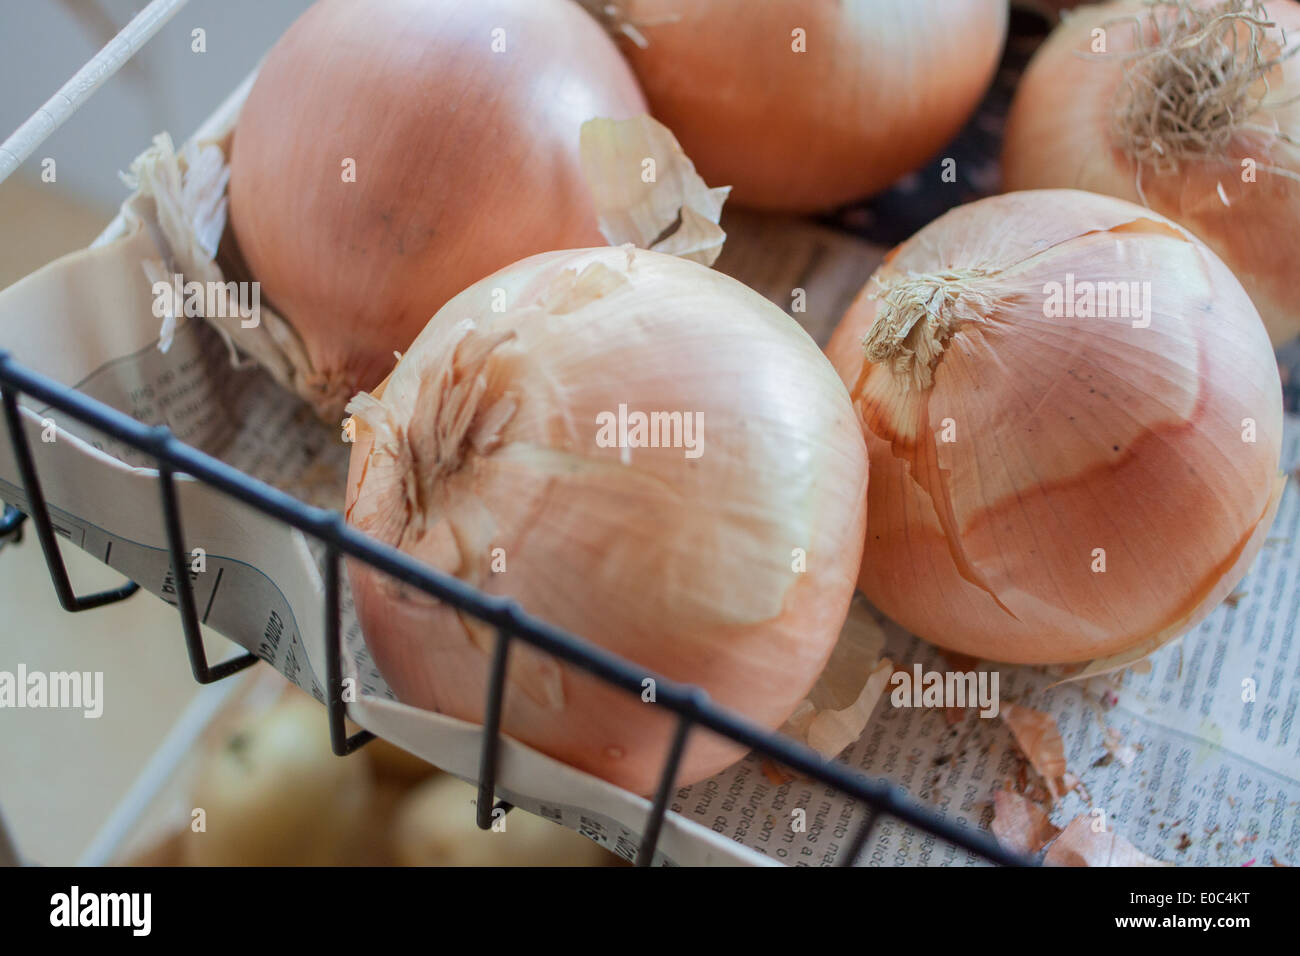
{"left": 862, "top": 269, "right": 1003, "bottom": 390}
{"left": 1107, "top": 0, "right": 1300, "bottom": 194}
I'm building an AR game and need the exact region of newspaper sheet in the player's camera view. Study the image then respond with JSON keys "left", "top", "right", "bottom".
{"left": 1, "top": 109, "right": 1296, "bottom": 867}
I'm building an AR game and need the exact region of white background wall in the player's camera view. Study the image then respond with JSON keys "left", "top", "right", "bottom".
{"left": 1, "top": 0, "right": 312, "bottom": 209}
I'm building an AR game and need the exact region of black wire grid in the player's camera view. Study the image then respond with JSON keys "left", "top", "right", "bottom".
{"left": 0, "top": 350, "right": 1031, "bottom": 868}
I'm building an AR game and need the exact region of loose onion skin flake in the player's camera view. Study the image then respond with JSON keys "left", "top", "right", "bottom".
{"left": 585, "top": 0, "right": 1008, "bottom": 212}
{"left": 1002, "top": 0, "right": 1300, "bottom": 345}
{"left": 345, "top": 247, "right": 869, "bottom": 794}
{"left": 827, "top": 189, "right": 1284, "bottom": 667}
{"left": 228, "top": 0, "right": 647, "bottom": 419}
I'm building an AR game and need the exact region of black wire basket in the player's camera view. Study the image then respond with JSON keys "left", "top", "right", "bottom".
{"left": 0, "top": 0, "right": 1078, "bottom": 869}
{"left": 0, "top": 349, "right": 1031, "bottom": 867}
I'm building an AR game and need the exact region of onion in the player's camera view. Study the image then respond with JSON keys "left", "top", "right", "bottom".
{"left": 1002, "top": 0, "right": 1300, "bottom": 345}
{"left": 228, "top": 0, "right": 646, "bottom": 419}
{"left": 581, "top": 0, "right": 1008, "bottom": 212}
{"left": 826, "top": 189, "right": 1284, "bottom": 668}
{"left": 344, "top": 246, "right": 868, "bottom": 794}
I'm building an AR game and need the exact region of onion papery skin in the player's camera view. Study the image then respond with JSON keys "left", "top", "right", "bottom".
{"left": 826, "top": 189, "right": 1283, "bottom": 666}
{"left": 1002, "top": 0, "right": 1300, "bottom": 346}
{"left": 228, "top": 0, "right": 647, "bottom": 419}
{"left": 606, "top": 0, "right": 1008, "bottom": 212}
{"left": 345, "top": 247, "right": 869, "bottom": 794}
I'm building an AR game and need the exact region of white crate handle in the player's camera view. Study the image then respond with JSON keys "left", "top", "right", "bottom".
{"left": 0, "top": 0, "right": 191, "bottom": 185}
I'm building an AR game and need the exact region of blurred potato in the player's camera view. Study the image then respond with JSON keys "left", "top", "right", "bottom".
{"left": 390, "top": 776, "right": 615, "bottom": 867}
{"left": 182, "top": 691, "right": 372, "bottom": 866}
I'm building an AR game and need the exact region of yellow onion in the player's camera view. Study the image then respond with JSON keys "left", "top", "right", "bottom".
{"left": 344, "top": 246, "right": 868, "bottom": 794}
{"left": 1002, "top": 0, "right": 1300, "bottom": 345}
{"left": 582, "top": 0, "right": 1008, "bottom": 212}
{"left": 826, "top": 189, "right": 1284, "bottom": 667}
{"left": 228, "top": 0, "right": 646, "bottom": 419}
